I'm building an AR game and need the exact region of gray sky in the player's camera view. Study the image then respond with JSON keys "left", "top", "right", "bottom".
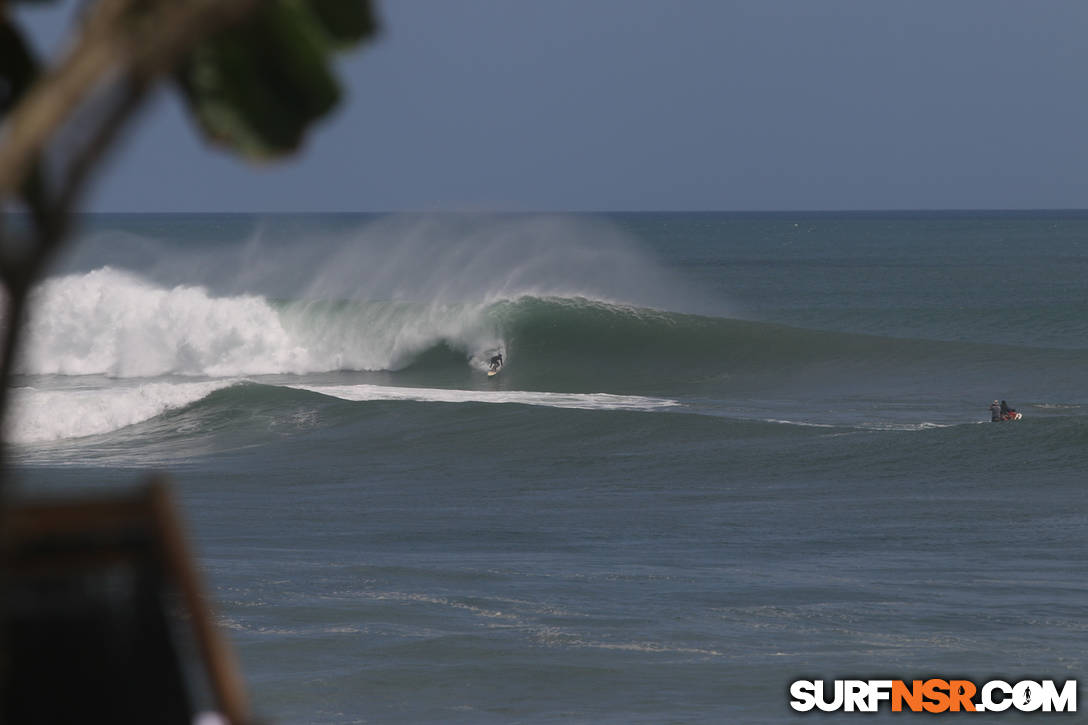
{"left": 14, "top": 0, "right": 1088, "bottom": 212}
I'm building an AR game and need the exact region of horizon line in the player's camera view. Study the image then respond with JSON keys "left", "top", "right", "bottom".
{"left": 66, "top": 207, "right": 1088, "bottom": 215}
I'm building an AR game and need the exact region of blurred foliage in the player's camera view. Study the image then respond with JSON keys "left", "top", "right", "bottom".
{"left": 0, "top": 15, "right": 46, "bottom": 215}
{"left": 176, "top": 0, "right": 378, "bottom": 160}
{"left": 0, "top": 16, "right": 38, "bottom": 118}
{"left": 0, "top": 0, "right": 377, "bottom": 159}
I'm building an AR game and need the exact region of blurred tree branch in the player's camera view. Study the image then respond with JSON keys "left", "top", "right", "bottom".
{"left": 1, "top": 1, "right": 376, "bottom": 719}
{"left": 0, "top": 0, "right": 377, "bottom": 498}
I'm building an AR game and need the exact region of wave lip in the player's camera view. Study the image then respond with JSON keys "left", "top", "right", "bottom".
{"left": 290, "top": 383, "right": 680, "bottom": 413}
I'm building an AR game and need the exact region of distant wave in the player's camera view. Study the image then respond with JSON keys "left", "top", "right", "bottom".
{"left": 7, "top": 379, "right": 678, "bottom": 445}
{"left": 11, "top": 376, "right": 1088, "bottom": 448}
{"left": 8, "top": 380, "right": 237, "bottom": 444}
{"left": 290, "top": 383, "right": 679, "bottom": 412}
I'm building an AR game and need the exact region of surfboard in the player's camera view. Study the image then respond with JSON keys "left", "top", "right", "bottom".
{"left": 487, "top": 368, "right": 500, "bottom": 377}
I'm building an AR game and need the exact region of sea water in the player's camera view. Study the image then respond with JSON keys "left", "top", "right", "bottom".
{"left": 9, "top": 212, "right": 1087, "bottom": 723}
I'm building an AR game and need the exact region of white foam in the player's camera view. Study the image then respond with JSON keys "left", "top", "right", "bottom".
{"left": 762, "top": 418, "right": 838, "bottom": 428}
{"left": 290, "top": 383, "right": 679, "bottom": 412}
{"left": 21, "top": 268, "right": 312, "bottom": 377}
{"left": 856, "top": 421, "right": 954, "bottom": 431}
{"left": 763, "top": 418, "right": 955, "bottom": 431}
{"left": 7, "top": 380, "right": 236, "bottom": 444}
{"left": 18, "top": 267, "right": 506, "bottom": 377}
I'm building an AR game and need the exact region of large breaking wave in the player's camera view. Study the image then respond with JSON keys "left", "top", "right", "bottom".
{"left": 20, "top": 267, "right": 504, "bottom": 377}
{"left": 20, "top": 214, "right": 699, "bottom": 377}
{"left": 11, "top": 213, "right": 1088, "bottom": 446}
{"left": 19, "top": 264, "right": 1088, "bottom": 384}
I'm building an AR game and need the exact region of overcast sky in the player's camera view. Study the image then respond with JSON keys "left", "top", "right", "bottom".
{"left": 14, "top": 1, "right": 1088, "bottom": 212}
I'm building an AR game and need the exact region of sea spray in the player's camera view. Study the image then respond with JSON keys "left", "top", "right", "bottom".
{"left": 275, "top": 298, "right": 503, "bottom": 373}
{"left": 54, "top": 214, "right": 700, "bottom": 311}
{"left": 288, "top": 214, "right": 693, "bottom": 310}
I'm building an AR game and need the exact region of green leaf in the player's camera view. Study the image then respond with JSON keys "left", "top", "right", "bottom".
{"left": 175, "top": 0, "right": 376, "bottom": 160}
{"left": 304, "top": 0, "right": 378, "bottom": 47}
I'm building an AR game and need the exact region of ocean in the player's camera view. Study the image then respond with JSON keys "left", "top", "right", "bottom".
{"left": 9, "top": 211, "right": 1086, "bottom": 723}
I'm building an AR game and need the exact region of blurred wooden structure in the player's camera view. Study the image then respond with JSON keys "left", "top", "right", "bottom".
{"left": 2, "top": 478, "right": 252, "bottom": 724}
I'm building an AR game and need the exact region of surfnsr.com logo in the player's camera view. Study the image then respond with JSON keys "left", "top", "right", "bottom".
{"left": 789, "top": 679, "right": 1077, "bottom": 713}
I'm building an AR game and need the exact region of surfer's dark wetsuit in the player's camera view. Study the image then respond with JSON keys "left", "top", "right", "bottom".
{"left": 488, "top": 354, "right": 503, "bottom": 371}
{"left": 990, "top": 401, "right": 1002, "bottom": 422}
{"left": 1000, "top": 400, "right": 1015, "bottom": 416}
